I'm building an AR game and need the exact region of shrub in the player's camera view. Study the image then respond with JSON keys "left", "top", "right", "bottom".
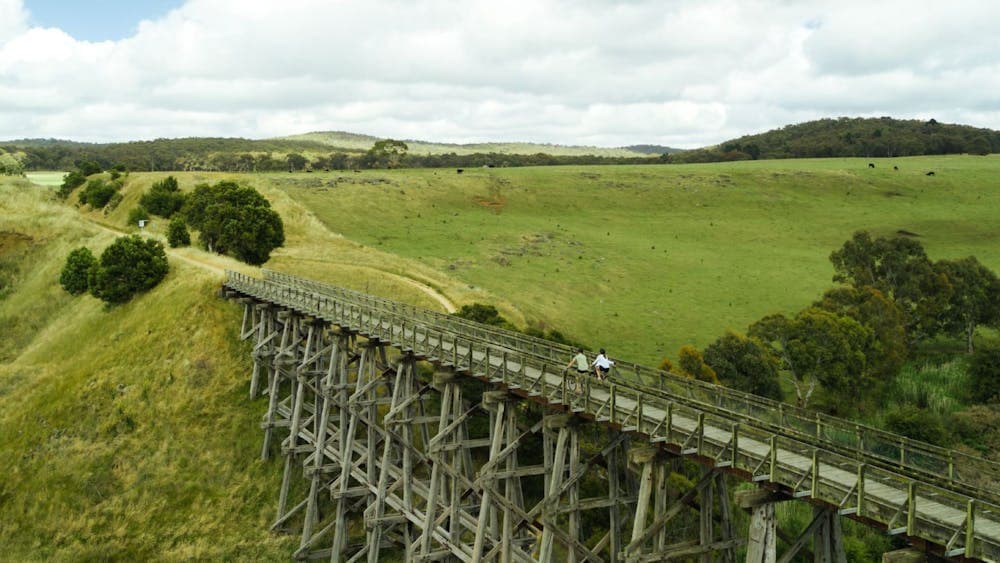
{"left": 657, "top": 357, "right": 675, "bottom": 372}
{"left": 883, "top": 405, "right": 950, "bottom": 445}
{"left": 140, "top": 176, "right": 186, "bottom": 218}
{"left": 678, "top": 345, "right": 719, "bottom": 384}
{"left": 951, "top": 404, "right": 1000, "bottom": 457}
{"left": 58, "top": 171, "right": 87, "bottom": 199}
{"left": 453, "top": 303, "right": 513, "bottom": 329}
{"left": 59, "top": 247, "right": 96, "bottom": 295}
{"left": 76, "top": 160, "right": 102, "bottom": 176}
{"left": 79, "top": 179, "right": 118, "bottom": 208}
{"left": 127, "top": 206, "right": 150, "bottom": 227}
{"left": 968, "top": 344, "right": 1000, "bottom": 403}
{"left": 105, "top": 192, "right": 124, "bottom": 213}
{"left": 89, "top": 236, "right": 169, "bottom": 304}
{"left": 167, "top": 218, "right": 191, "bottom": 248}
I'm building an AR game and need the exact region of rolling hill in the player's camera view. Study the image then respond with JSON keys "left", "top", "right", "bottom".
{"left": 670, "top": 117, "right": 1000, "bottom": 163}
{"left": 276, "top": 130, "right": 676, "bottom": 157}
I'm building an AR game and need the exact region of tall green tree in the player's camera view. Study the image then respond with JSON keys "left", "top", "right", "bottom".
{"left": 286, "top": 153, "right": 307, "bottom": 171}
{"left": 750, "top": 308, "right": 871, "bottom": 409}
{"left": 0, "top": 152, "right": 23, "bottom": 175}
{"left": 829, "top": 231, "right": 951, "bottom": 342}
{"left": 366, "top": 139, "right": 408, "bottom": 169}
{"left": 814, "top": 286, "right": 907, "bottom": 395}
{"left": 182, "top": 181, "right": 284, "bottom": 265}
{"left": 702, "top": 332, "right": 782, "bottom": 400}
{"left": 935, "top": 257, "right": 1000, "bottom": 353}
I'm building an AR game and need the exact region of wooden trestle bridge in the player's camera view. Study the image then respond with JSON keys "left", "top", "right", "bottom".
{"left": 222, "top": 270, "right": 1000, "bottom": 562}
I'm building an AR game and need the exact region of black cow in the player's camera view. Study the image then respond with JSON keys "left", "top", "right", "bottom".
{"left": 893, "top": 166, "right": 899, "bottom": 171}
{"left": 926, "top": 171, "right": 935, "bottom": 176}
{"left": 868, "top": 163, "right": 875, "bottom": 168}
{"left": 457, "top": 169, "right": 464, "bottom": 174}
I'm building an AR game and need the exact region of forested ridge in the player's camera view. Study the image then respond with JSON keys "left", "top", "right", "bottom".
{"left": 668, "top": 117, "right": 999, "bottom": 163}
{"left": 1, "top": 135, "right": 659, "bottom": 172}
{"left": 2, "top": 117, "right": 997, "bottom": 173}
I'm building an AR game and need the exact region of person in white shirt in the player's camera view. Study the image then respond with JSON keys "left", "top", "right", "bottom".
{"left": 592, "top": 348, "right": 614, "bottom": 381}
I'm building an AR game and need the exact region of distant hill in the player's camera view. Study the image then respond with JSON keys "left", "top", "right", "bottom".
{"left": 2, "top": 132, "right": 676, "bottom": 172}
{"left": 669, "top": 117, "right": 1000, "bottom": 163}
{"left": 623, "top": 144, "right": 683, "bottom": 155}
{"left": 278, "top": 131, "right": 671, "bottom": 158}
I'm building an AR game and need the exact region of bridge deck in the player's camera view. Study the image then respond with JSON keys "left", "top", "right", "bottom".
{"left": 224, "top": 271, "right": 1000, "bottom": 561}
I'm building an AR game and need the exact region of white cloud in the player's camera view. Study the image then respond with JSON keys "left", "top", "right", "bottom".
{"left": 0, "top": 0, "right": 28, "bottom": 45}
{"left": 0, "top": 0, "right": 997, "bottom": 148}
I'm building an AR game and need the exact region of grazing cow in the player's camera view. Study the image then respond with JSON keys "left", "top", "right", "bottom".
{"left": 457, "top": 169, "right": 464, "bottom": 174}
{"left": 868, "top": 163, "right": 875, "bottom": 168}
{"left": 893, "top": 166, "right": 899, "bottom": 171}
{"left": 926, "top": 171, "right": 935, "bottom": 176}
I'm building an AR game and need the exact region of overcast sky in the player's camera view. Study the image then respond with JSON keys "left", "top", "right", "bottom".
{"left": 1, "top": 0, "right": 998, "bottom": 149}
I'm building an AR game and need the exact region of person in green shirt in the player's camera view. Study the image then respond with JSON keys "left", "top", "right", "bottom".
{"left": 564, "top": 348, "right": 589, "bottom": 392}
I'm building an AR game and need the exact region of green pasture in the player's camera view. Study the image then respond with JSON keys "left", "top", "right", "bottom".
{"left": 25, "top": 171, "right": 66, "bottom": 186}
{"left": 274, "top": 155, "right": 1000, "bottom": 364}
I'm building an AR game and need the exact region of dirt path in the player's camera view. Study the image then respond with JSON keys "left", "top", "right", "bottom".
{"left": 87, "top": 220, "right": 457, "bottom": 313}
{"left": 88, "top": 221, "right": 229, "bottom": 276}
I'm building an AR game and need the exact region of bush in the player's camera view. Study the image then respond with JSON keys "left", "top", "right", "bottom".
{"left": 76, "top": 160, "right": 102, "bottom": 176}
{"left": 678, "top": 345, "right": 719, "bottom": 384}
{"left": 140, "top": 176, "right": 186, "bottom": 218}
{"left": 951, "top": 404, "right": 1000, "bottom": 457}
{"left": 883, "top": 405, "right": 950, "bottom": 445}
{"left": 167, "top": 218, "right": 191, "bottom": 248}
{"left": 79, "top": 179, "right": 118, "bottom": 208}
{"left": 968, "top": 344, "right": 1000, "bottom": 403}
{"left": 59, "top": 247, "right": 96, "bottom": 295}
{"left": 58, "top": 171, "right": 87, "bottom": 199}
{"left": 127, "top": 206, "right": 150, "bottom": 227}
{"left": 89, "top": 236, "right": 169, "bottom": 304}
{"left": 105, "top": 192, "right": 124, "bottom": 212}
{"left": 453, "top": 303, "right": 513, "bottom": 329}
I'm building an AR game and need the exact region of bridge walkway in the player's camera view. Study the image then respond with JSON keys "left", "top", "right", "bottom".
{"left": 225, "top": 270, "right": 1000, "bottom": 561}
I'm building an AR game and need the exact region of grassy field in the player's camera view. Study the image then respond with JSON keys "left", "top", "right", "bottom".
{"left": 24, "top": 171, "right": 66, "bottom": 186}
{"left": 273, "top": 155, "right": 1000, "bottom": 364}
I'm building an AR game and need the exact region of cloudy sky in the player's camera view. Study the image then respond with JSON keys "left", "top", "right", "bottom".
{"left": 1, "top": 0, "right": 998, "bottom": 149}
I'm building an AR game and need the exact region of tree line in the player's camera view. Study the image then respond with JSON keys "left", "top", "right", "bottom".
{"left": 8, "top": 117, "right": 997, "bottom": 172}
{"left": 666, "top": 117, "right": 999, "bottom": 163}
{"left": 650, "top": 231, "right": 999, "bottom": 459}
{"left": 5, "top": 137, "right": 659, "bottom": 172}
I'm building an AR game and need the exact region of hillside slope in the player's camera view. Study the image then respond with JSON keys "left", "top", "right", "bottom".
{"left": 0, "top": 179, "right": 310, "bottom": 559}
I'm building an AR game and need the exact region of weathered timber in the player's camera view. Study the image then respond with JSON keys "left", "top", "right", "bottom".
{"left": 223, "top": 271, "right": 1000, "bottom": 562}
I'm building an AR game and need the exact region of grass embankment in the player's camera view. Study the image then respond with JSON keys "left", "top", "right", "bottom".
{"left": 276, "top": 155, "right": 1000, "bottom": 364}
{"left": 0, "top": 178, "right": 295, "bottom": 559}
